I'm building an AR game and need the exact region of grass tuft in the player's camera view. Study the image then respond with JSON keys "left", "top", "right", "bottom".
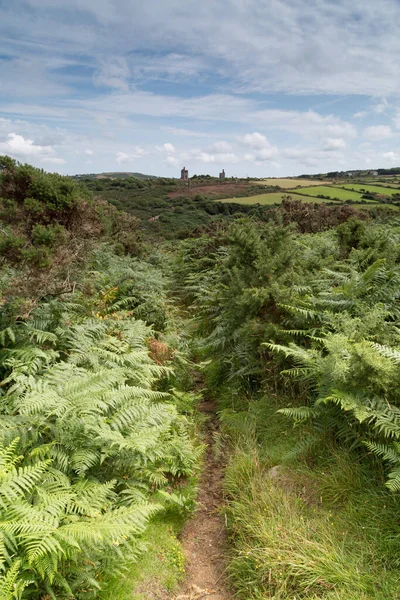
{"left": 222, "top": 398, "right": 400, "bottom": 599}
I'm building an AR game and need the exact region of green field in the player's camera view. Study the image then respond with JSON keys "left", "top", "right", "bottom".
{"left": 218, "top": 183, "right": 397, "bottom": 207}
{"left": 298, "top": 185, "right": 367, "bottom": 201}
{"left": 253, "top": 178, "right": 332, "bottom": 188}
{"left": 218, "top": 192, "right": 334, "bottom": 205}
{"left": 340, "top": 184, "right": 400, "bottom": 196}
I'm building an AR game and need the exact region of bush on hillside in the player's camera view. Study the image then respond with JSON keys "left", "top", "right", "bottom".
{"left": 0, "top": 157, "right": 141, "bottom": 319}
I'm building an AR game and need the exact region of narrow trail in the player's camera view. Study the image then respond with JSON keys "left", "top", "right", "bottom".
{"left": 172, "top": 399, "right": 231, "bottom": 600}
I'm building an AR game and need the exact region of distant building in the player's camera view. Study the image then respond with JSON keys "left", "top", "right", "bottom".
{"left": 180, "top": 166, "right": 188, "bottom": 180}
{"left": 219, "top": 169, "right": 225, "bottom": 180}
{"left": 370, "top": 170, "right": 378, "bottom": 176}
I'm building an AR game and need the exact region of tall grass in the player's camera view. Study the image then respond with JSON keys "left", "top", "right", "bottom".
{"left": 221, "top": 398, "right": 400, "bottom": 599}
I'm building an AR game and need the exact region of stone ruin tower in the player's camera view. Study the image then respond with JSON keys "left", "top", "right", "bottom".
{"left": 180, "top": 166, "right": 188, "bottom": 180}
{"left": 219, "top": 169, "right": 225, "bottom": 180}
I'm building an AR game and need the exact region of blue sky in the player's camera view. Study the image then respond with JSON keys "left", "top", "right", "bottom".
{"left": 1, "top": 0, "right": 400, "bottom": 176}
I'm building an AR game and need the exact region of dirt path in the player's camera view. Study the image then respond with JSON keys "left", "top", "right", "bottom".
{"left": 172, "top": 400, "right": 231, "bottom": 600}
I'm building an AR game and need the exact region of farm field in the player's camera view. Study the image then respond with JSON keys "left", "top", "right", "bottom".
{"left": 218, "top": 192, "right": 336, "bottom": 205}
{"left": 360, "top": 178, "right": 400, "bottom": 184}
{"left": 340, "top": 184, "right": 400, "bottom": 196}
{"left": 298, "top": 185, "right": 368, "bottom": 201}
{"left": 253, "top": 178, "right": 332, "bottom": 188}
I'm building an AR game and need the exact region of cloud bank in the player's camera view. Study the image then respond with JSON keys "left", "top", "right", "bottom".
{"left": 1, "top": 0, "right": 400, "bottom": 175}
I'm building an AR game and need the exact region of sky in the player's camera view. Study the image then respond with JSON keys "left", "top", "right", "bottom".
{"left": 1, "top": 0, "right": 400, "bottom": 177}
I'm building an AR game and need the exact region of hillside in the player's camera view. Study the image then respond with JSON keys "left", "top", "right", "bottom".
{"left": 74, "top": 171, "right": 158, "bottom": 180}
{"left": 82, "top": 173, "right": 400, "bottom": 239}
{"left": 0, "top": 157, "right": 399, "bottom": 600}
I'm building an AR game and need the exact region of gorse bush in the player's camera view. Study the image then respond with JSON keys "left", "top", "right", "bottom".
{"left": 31, "top": 223, "right": 66, "bottom": 247}
{"left": 0, "top": 156, "right": 79, "bottom": 218}
{"left": 0, "top": 157, "right": 142, "bottom": 321}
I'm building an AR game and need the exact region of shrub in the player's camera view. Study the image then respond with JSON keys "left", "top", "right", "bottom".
{"left": 22, "top": 245, "right": 52, "bottom": 268}
{"left": 0, "top": 232, "right": 26, "bottom": 262}
{"left": 28, "top": 172, "right": 77, "bottom": 211}
{"left": 31, "top": 223, "right": 67, "bottom": 247}
{"left": 0, "top": 198, "right": 18, "bottom": 222}
{"left": 23, "top": 196, "right": 46, "bottom": 217}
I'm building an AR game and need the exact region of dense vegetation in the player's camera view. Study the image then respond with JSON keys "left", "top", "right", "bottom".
{"left": 79, "top": 172, "right": 400, "bottom": 240}
{"left": 1, "top": 157, "right": 399, "bottom": 599}
{"left": 0, "top": 159, "right": 199, "bottom": 598}
{"left": 177, "top": 214, "right": 400, "bottom": 489}
{"left": 175, "top": 214, "right": 400, "bottom": 598}
{"left": 82, "top": 175, "right": 279, "bottom": 238}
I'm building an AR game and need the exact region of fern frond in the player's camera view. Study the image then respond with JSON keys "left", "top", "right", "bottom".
{"left": 277, "top": 406, "right": 317, "bottom": 423}
{"left": 0, "top": 328, "right": 16, "bottom": 347}
{"left": 364, "top": 441, "right": 400, "bottom": 464}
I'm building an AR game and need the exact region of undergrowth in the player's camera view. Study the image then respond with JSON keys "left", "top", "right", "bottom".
{"left": 221, "top": 395, "right": 400, "bottom": 599}
{"left": 99, "top": 513, "right": 187, "bottom": 599}
{"left": 2, "top": 158, "right": 400, "bottom": 598}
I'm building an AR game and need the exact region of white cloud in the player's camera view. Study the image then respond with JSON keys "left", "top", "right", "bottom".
{"left": 163, "top": 142, "right": 175, "bottom": 153}
{"left": 132, "top": 53, "right": 206, "bottom": 81}
{"left": 364, "top": 125, "right": 392, "bottom": 140}
{"left": 115, "top": 148, "right": 146, "bottom": 164}
{"left": 242, "top": 132, "right": 278, "bottom": 162}
{"left": 282, "top": 141, "right": 348, "bottom": 167}
{"left": 207, "top": 141, "right": 233, "bottom": 153}
{"left": 322, "top": 138, "right": 346, "bottom": 151}
{"left": 282, "top": 147, "right": 318, "bottom": 167}
{"left": 0, "top": 132, "right": 55, "bottom": 158}
{"left": 157, "top": 142, "right": 176, "bottom": 153}
{"left": 165, "top": 155, "right": 179, "bottom": 167}
{"left": 161, "top": 126, "right": 211, "bottom": 138}
{"left": 393, "top": 110, "right": 400, "bottom": 130}
{"left": 41, "top": 157, "right": 66, "bottom": 164}
{"left": 94, "top": 57, "right": 130, "bottom": 91}
{"left": 187, "top": 150, "right": 239, "bottom": 164}
{"left": 115, "top": 152, "right": 131, "bottom": 164}
{"left": 383, "top": 151, "right": 400, "bottom": 164}
{"left": 158, "top": 142, "right": 179, "bottom": 167}
{"left": 372, "top": 98, "right": 389, "bottom": 113}
{"left": 242, "top": 132, "right": 270, "bottom": 150}
{"left": 85, "top": 149, "right": 93, "bottom": 155}
{"left": 246, "top": 109, "right": 356, "bottom": 139}
{"left": 7, "top": 0, "right": 400, "bottom": 97}
{"left": 354, "top": 111, "right": 367, "bottom": 119}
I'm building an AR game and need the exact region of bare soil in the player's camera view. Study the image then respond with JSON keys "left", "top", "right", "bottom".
{"left": 172, "top": 400, "right": 231, "bottom": 600}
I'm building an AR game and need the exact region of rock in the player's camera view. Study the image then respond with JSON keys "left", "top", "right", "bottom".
{"left": 267, "top": 465, "right": 282, "bottom": 479}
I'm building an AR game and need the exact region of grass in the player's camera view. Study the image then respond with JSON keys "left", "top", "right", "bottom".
{"left": 253, "top": 179, "right": 332, "bottom": 188}
{"left": 297, "top": 186, "right": 369, "bottom": 201}
{"left": 220, "top": 396, "right": 400, "bottom": 600}
{"left": 339, "top": 184, "right": 400, "bottom": 196}
{"left": 217, "top": 193, "right": 335, "bottom": 205}
{"left": 99, "top": 519, "right": 186, "bottom": 600}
